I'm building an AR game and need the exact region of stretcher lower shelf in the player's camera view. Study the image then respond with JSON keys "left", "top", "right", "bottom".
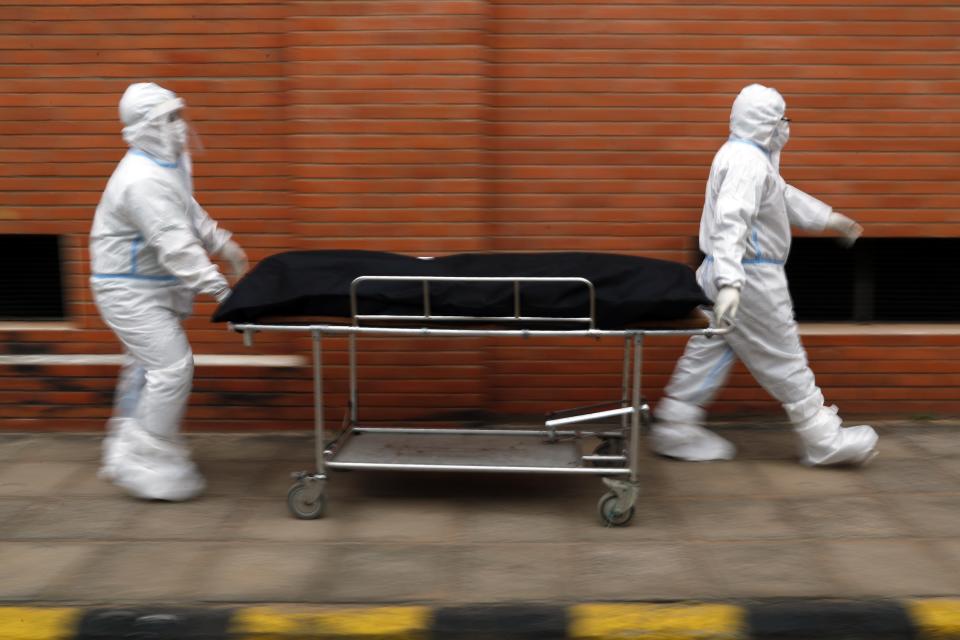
{"left": 326, "top": 427, "right": 629, "bottom": 475}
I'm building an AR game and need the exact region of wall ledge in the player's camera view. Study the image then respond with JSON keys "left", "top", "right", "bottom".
{"left": 0, "top": 354, "right": 305, "bottom": 367}
{"left": 0, "top": 322, "right": 76, "bottom": 331}
{"left": 799, "top": 323, "right": 960, "bottom": 335}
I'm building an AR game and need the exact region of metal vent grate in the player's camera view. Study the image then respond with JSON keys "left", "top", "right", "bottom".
{"left": 787, "top": 238, "right": 959, "bottom": 322}
{"left": 0, "top": 234, "right": 65, "bottom": 320}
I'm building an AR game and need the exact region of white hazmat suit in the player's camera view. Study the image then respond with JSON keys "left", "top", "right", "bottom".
{"left": 90, "top": 82, "right": 248, "bottom": 500}
{"left": 652, "top": 84, "right": 878, "bottom": 466}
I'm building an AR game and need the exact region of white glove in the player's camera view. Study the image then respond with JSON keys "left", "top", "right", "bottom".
{"left": 713, "top": 286, "right": 740, "bottom": 327}
{"left": 214, "top": 287, "right": 232, "bottom": 304}
{"left": 826, "top": 212, "right": 863, "bottom": 246}
{"left": 218, "top": 239, "right": 249, "bottom": 280}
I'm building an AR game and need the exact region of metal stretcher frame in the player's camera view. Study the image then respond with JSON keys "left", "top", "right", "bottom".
{"left": 231, "top": 274, "right": 730, "bottom": 526}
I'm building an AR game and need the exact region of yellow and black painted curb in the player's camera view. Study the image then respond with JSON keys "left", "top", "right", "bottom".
{"left": 2, "top": 599, "right": 960, "bottom": 639}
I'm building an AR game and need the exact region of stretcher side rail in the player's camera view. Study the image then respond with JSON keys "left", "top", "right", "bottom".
{"left": 350, "top": 274, "right": 598, "bottom": 329}
{"left": 235, "top": 322, "right": 727, "bottom": 339}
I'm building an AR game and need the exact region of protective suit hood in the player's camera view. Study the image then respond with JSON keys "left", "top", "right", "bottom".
{"left": 729, "top": 84, "right": 786, "bottom": 152}
{"left": 119, "top": 82, "right": 186, "bottom": 164}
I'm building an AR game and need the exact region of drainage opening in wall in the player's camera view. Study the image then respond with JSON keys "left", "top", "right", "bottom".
{"left": 787, "top": 237, "right": 959, "bottom": 323}
{"left": 0, "top": 234, "right": 66, "bottom": 320}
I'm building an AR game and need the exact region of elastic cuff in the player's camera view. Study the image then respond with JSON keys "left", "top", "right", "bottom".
{"left": 714, "top": 278, "right": 743, "bottom": 291}
{"left": 817, "top": 207, "right": 835, "bottom": 231}
{"left": 213, "top": 232, "right": 233, "bottom": 257}
{"left": 654, "top": 396, "right": 706, "bottom": 426}
{"left": 783, "top": 389, "right": 825, "bottom": 425}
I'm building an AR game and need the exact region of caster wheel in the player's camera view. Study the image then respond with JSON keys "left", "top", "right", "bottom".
{"left": 287, "top": 482, "right": 326, "bottom": 520}
{"left": 597, "top": 491, "right": 635, "bottom": 526}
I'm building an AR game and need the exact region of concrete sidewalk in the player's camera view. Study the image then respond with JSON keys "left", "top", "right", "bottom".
{"left": 1, "top": 421, "right": 960, "bottom": 608}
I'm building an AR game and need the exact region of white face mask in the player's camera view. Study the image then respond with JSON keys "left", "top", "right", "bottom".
{"left": 770, "top": 118, "right": 790, "bottom": 151}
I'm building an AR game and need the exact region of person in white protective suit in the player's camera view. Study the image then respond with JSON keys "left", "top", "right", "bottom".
{"left": 90, "top": 82, "right": 249, "bottom": 500}
{"left": 651, "top": 84, "right": 878, "bottom": 466}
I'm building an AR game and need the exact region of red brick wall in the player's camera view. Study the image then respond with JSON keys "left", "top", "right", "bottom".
{"left": 1, "top": 0, "right": 958, "bottom": 431}
{"left": 283, "top": 0, "right": 495, "bottom": 423}
{"left": 0, "top": 1, "right": 299, "bottom": 429}
{"left": 486, "top": 0, "right": 960, "bottom": 419}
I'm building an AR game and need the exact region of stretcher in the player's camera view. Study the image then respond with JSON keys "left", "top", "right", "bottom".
{"left": 224, "top": 252, "right": 730, "bottom": 526}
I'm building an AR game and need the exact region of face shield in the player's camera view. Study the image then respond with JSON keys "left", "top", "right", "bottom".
{"left": 121, "top": 91, "right": 200, "bottom": 164}
{"left": 164, "top": 108, "right": 204, "bottom": 158}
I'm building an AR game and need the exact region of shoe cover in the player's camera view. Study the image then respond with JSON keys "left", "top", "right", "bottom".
{"left": 99, "top": 418, "right": 135, "bottom": 481}
{"left": 108, "top": 429, "right": 205, "bottom": 501}
{"left": 795, "top": 406, "right": 878, "bottom": 467}
{"left": 651, "top": 423, "right": 736, "bottom": 461}
{"left": 112, "top": 458, "right": 206, "bottom": 502}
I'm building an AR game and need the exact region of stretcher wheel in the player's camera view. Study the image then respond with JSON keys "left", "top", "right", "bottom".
{"left": 287, "top": 483, "right": 326, "bottom": 520}
{"left": 597, "top": 491, "right": 634, "bottom": 526}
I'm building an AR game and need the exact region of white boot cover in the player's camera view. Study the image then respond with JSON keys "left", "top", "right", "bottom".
{"left": 99, "top": 417, "right": 135, "bottom": 481}
{"left": 795, "top": 405, "right": 878, "bottom": 467}
{"left": 651, "top": 422, "right": 737, "bottom": 461}
{"left": 110, "top": 429, "right": 205, "bottom": 501}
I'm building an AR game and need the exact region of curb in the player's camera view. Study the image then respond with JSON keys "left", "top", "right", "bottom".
{"left": 2, "top": 599, "right": 959, "bottom": 639}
